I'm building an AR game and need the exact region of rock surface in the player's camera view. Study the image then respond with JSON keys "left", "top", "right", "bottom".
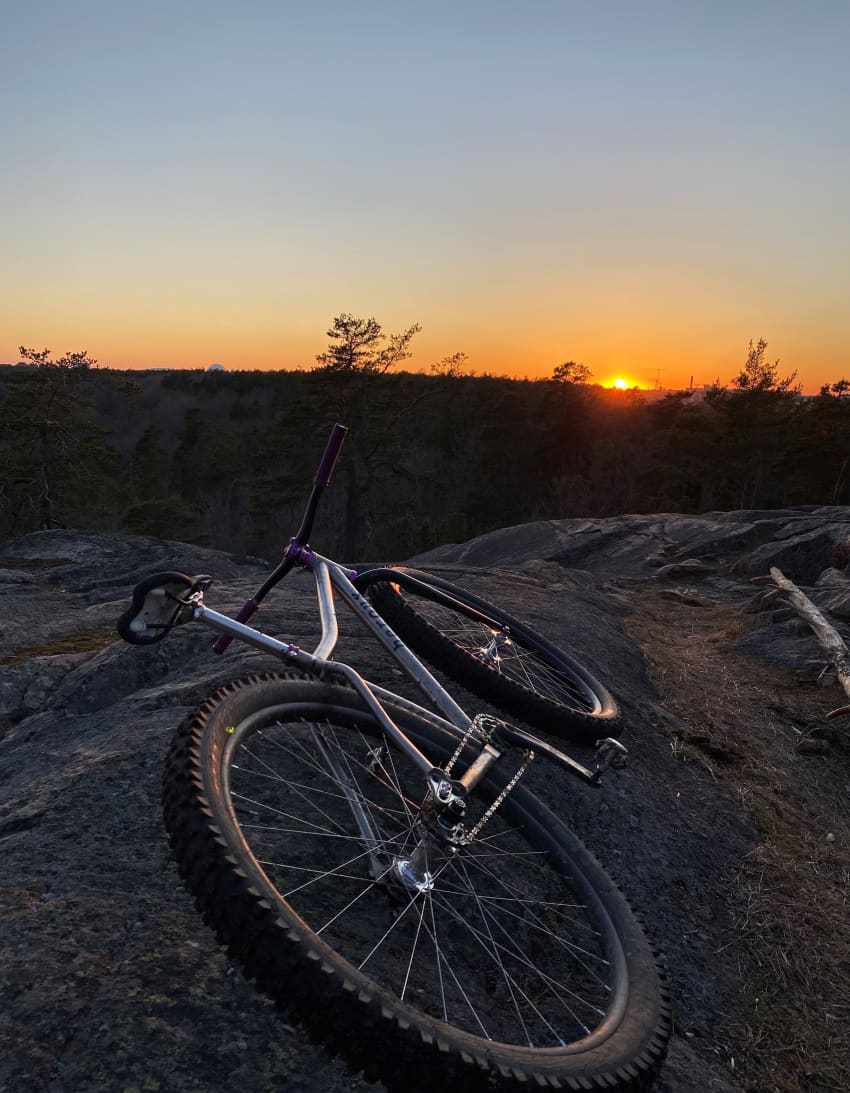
{"left": 413, "top": 505, "right": 850, "bottom": 582}
{"left": 2, "top": 513, "right": 849, "bottom": 1092}
{"left": 413, "top": 506, "right": 850, "bottom": 677}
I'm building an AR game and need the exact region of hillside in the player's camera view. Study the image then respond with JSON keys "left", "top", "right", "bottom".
{"left": 1, "top": 511, "right": 849, "bottom": 1092}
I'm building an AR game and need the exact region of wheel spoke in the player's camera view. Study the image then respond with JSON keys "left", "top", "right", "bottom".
{"left": 390, "top": 588, "right": 601, "bottom": 715}
{"left": 457, "top": 857, "right": 535, "bottom": 1046}
{"left": 430, "top": 886, "right": 585, "bottom": 1044}
{"left": 455, "top": 857, "right": 607, "bottom": 1018}
{"left": 223, "top": 706, "right": 619, "bottom": 1049}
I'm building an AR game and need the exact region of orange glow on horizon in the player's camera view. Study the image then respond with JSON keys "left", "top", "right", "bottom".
{"left": 1, "top": 324, "right": 843, "bottom": 395}
{"left": 604, "top": 376, "right": 643, "bottom": 391}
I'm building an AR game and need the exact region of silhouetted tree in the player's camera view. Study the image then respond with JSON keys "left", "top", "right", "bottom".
{"left": 697, "top": 340, "right": 801, "bottom": 509}
{"left": 170, "top": 409, "right": 249, "bottom": 545}
{"left": 0, "top": 348, "right": 117, "bottom": 535}
{"left": 312, "top": 314, "right": 429, "bottom": 556}
{"left": 131, "top": 426, "right": 171, "bottom": 501}
{"left": 315, "top": 314, "right": 421, "bottom": 376}
{"left": 430, "top": 352, "right": 472, "bottom": 378}
{"left": 819, "top": 378, "right": 850, "bottom": 398}
{"left": 551, "top": 360, "right": 592, "bottom": 384}
{"left": 733, "top": 338, "right": 798, "bottom": 393}
{"left": 784, "top": 382, "right": 850, "bottom": 505}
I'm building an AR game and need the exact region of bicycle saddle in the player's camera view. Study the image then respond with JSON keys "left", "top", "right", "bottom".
{"left": 117, "top": 571, "right": 211, "bottom": 645}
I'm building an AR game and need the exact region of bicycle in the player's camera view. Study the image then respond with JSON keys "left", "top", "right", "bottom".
{"left": 117, "top": 424, "right": 671, "bottom": 1093}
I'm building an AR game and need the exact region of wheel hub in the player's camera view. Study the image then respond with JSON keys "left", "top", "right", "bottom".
{"left": 393, "top": 858, "right": 435, "bottom": 893}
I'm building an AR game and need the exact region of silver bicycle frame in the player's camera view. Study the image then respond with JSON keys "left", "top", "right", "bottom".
{"left": 189, "top": 553, "right": 501, "bottom": 789}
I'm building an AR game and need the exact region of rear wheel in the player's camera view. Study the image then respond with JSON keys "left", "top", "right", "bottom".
{"left": 162, "top": 672, "right": 669, "bottom": 1092}
{"left": 362, "top": 569, "right": 620, "bottom": 743}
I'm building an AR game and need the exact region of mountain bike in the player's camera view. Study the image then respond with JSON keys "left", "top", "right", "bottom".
{"left": 117, "top": 424, "right": 671, "bottom": 1093}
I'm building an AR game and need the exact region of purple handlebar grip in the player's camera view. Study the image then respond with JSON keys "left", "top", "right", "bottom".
{"left": 313, "top": 423, "right": 348, "bottom": 487}
{"left": 212, "top": 598, "right": 260, "bottom": 654}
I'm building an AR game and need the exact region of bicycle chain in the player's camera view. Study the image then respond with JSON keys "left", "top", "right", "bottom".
{"left": 445, "top": 711, "right": 516, "bottom": 773}
{"left": 462, "top": 748, "right": 534, "bottom": 843}
{"left": 443, "top": 719, "right": 482, "bottom": 776}
{"left": 442, "top": 713, "right": 535, "bottom": 841}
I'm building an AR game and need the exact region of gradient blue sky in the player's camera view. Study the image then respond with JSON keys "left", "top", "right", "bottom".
{"left": 3, "top": 1, "right": 848, "bottom": 390}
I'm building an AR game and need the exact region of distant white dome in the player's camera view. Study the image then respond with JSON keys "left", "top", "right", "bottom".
{"left": 207, "top": 363, "right": 226, "bottom": 372}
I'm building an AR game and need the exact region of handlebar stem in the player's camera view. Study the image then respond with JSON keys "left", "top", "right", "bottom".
{"left": 284, "top": 538, "right": 317, "bottom": 568}
{"left": 285, "top": 539, "right": 358, "bottom": 580}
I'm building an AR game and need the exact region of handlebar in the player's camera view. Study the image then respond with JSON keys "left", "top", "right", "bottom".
{"left": 314, "top": 423, "right": 348, "bottom": 487}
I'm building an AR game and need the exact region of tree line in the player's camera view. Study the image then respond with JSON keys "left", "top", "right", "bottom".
{"left": 2, "top": 321, "right": 849, "bottom": 560}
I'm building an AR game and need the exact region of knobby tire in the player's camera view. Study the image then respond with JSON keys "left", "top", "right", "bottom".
{"left": 162, "top": 672, "right": 669, "bottom": 1093}
{"left": 362, "top": 569, "right": 620, "bottom": 744}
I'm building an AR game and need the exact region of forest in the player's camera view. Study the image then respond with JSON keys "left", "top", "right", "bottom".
{"left": 2, "top": 318, "right": 849, "bottom": 561}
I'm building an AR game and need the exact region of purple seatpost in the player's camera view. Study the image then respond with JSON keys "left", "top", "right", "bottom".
{"left": 314, "top": 423, "right": 348, "bottom": 487}
{"left": 212, "top": 598, "right": 260, "bottom": 654}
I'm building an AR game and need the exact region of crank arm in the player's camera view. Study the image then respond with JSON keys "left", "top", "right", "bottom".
{"left": 494, "top": 723, "right": 627, "bottom": 786}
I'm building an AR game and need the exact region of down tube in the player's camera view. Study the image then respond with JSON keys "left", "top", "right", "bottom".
{"left": 323, "top": 561, "right": 473, "bottom": 731}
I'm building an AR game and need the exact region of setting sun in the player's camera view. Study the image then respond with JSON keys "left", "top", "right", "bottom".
{"left": 613, "top": 378, "right": 629, "bottom": 390}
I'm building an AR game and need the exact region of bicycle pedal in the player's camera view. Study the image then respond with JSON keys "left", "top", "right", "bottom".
{"left": 594, "top": 737, "right": 628, "bottom": 774}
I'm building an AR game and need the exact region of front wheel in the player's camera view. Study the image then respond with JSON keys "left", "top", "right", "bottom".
{"left": 162, "top": 672, "right": 669, "bottom": 1092}
{"left": 361, "top": 569, "right": 620, "bottom": 744}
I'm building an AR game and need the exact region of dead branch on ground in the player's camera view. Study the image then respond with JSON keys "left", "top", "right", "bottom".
{"left": 769, "top": 567, "right": 850, "bottom": 721}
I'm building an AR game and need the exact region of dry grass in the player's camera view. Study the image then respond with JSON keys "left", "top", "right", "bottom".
{"left": 0, "top": 628, "right": 118, "bottom": 668}
{"left": 623, "top": 588, "right": 850, "bottom": 1093}
{"left": 0, "top": 556, "right": 72, "bottom": 570}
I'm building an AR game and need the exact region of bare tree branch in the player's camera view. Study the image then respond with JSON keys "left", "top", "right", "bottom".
{"left": 769, "top": 566, "right": 850, "bottom": 719}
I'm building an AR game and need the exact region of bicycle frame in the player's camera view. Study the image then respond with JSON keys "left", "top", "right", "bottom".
{"left": 147, "top": 423, "right": 611, "bottom": 795}
{"left": 189, "top": 552, "right": 504, "bottom": 788}
{"left": 186, "top": 550, "right": 610, "bottom": 800}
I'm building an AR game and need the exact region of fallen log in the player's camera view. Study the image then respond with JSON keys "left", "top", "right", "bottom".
{"left": 769, "top": 566, "right": 850, "bottom": 720}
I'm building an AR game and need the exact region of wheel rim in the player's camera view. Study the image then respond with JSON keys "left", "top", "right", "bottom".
{"left": 399, "top": 592, "right": 603, "bottom": 715}
{"left": 221, "top": 706, "right": 625, "bottom": 1049}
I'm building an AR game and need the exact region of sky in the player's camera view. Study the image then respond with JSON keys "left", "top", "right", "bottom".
{"left": 2, "top": 1, "right": 849, "bottom": 391}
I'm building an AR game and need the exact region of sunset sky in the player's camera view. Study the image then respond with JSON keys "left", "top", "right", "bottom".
{"left": 3, "top": 1, "right": 848, "bottom": 391}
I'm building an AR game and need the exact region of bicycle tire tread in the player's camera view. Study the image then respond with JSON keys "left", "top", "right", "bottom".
{"left": 365, "top": 574, "right": 620, "bottom": 743}
{"left": 161, "top": 672, "right": 670, "bottom": 1093}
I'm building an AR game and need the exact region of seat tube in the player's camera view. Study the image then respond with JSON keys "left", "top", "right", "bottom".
{"left": 312, "top": 560, "right": 339, "bottom": 659}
